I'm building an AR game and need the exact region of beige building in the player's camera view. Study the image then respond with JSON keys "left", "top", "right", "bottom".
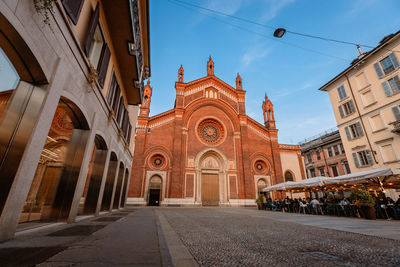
{"left": 319, "top": 31, "right": 400, "bottom": 196}
{"left": 0, "top": 0, "right": 149, "bottom": 241}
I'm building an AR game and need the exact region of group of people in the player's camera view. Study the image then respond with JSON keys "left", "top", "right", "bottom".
{"left": 260, "top": 195, "right": 400, "bottom": 219}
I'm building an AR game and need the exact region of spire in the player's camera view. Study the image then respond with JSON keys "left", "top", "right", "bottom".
{"left": 178, "top": 64, "right": 184, "bottom": 82}
{"left": 207, "top": 55, "right": 214, "bottom": 76}
{"left": 140, "top": 80, "right": 152, "bottom": 117}
{"left": 262, "top": 92, "right": 275, "bottom": 129}
{"left": 236, "top": 73, "right": 242, "bottom": 90}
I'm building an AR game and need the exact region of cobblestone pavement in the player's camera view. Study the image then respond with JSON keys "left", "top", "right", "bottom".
{"left": 160, "top": 208, "right": 400, "bottom": 267}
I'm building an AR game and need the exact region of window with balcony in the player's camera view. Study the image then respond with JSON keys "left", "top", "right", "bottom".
{"left": 338, "top": 100, "right": 355, "bottom": 118}
{"left": 344, "top": 122, "right": 363, "bottom": 140}
{"left": 392, "top": 105, "right": 400, "bottom": 121}
{"left": 318, "top": 167, "right": 325, "bottom": 176}
{"left": 374, "top": 53, "right": 399, "bottom": 78}
{"left": 336, "top": 85, "right": 347, "bottom": 101}
{"left": 352, "top": 150, "right": 373, "bottom": 167}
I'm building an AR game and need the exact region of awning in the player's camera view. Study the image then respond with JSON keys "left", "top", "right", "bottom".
{"left": 262, "top": 181, "right": 296, "bottom": 192}
{"left": 286, "top": 176, "right": 328, "bottom": 189}
{"left": 261, "top": 168, "right": 400, "bottom": 193}
{"left": 324, "top": 168, "right": 395, "bottom": 185}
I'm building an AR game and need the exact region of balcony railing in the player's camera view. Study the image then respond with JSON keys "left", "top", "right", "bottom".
{"left": 389, "top": 120, "right": 400, "bottom": 134}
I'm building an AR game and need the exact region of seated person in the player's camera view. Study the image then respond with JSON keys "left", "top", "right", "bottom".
{"left": 340, "top": 198, "right": 350, "bottom": 206}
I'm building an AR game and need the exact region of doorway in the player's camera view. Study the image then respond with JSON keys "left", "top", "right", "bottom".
{"left": 201, "top": 173, "right": 219, "bottom": 206}
{"left": 148, "top": 189, "right": 160, "bottom": 206}
{"left": 148, "top": 176, "right": 162, "bottom": 206}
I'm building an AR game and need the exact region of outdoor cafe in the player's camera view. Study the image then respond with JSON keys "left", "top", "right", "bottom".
{"left": 261, "top": 168, "right": 400, "bottom": 220}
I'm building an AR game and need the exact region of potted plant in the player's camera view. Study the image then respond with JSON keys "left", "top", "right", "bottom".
{"left": 350, "top": 189, "right": 376, "bottom": 219}
{"left": 256, "top": 194, "right": 265, "bottom": 210}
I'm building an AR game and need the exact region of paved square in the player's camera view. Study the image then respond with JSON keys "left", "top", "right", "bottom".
{"left": 159, "top": 208, "right": 400, "bottom": 266}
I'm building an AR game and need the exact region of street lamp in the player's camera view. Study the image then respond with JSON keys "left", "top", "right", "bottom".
{"left": 273, "top": 28, "right": 286, "bottom": 38}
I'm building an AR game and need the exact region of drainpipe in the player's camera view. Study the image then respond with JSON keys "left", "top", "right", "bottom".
{"left": 344, "top": 74, "right": 378, "bottom": 164}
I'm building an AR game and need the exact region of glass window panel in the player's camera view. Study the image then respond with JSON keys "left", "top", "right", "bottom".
{"left": 0, "top": 48, "right": 20, "bottom": 92}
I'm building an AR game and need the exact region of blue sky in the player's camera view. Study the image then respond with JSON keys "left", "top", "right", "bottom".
{"left": 149, "top": 0, "right": 400, "bottom": 144}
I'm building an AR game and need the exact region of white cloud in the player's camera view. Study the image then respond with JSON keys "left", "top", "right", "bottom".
{"left": 270, "top": 81, "right": 315, "bottom": 99}
{"left": 206, "top": 0, "right": 245, "bottom": 15}
{"left": 259, "top": 0, "right": 296, "bottom": 22}
{"left": 241, "top": 44, "right": 272, "bottom": 67}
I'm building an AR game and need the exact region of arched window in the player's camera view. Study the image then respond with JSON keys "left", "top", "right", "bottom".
{"left": 284, "top": 171, "right": 294, "bottom": 181}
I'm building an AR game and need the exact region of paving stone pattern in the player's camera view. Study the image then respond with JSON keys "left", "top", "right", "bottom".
{"left": 161, "top": 208, "right": 400, "bottom": 267}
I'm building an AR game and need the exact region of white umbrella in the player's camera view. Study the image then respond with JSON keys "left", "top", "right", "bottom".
{"left": 262, "top": 181, "right": 296, "bottom": 192}
{"left": 286, "top": 176, "right": 328, "bottom": 189}
{"left": 324, "top": 168, "right": 394, "bottom": 185}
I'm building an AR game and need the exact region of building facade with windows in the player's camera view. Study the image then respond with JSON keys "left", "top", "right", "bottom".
{"left": 128, "top": 58, "right": 305, "bottom": 206}
{"left": 0, "top": 0, "right": 150, "bottom": 241}
{"left": 300, "top": 129, "right": 350, "bottom": 178}
{"left": 319, "top": 31, "right": 400, "bottom": 188}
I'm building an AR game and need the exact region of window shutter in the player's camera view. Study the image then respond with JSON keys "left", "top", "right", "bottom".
{"left": 97, "top": 44, "right": 111, "bottom": 87}
{"left": 365, "top": 150, "right": 373, "bottom": 166}
{"left": 382, "top": 81, "right": 392, "bottom": 96}
{"left": 342, "top": 86, "right": 347, "bottom": 98}
{"left": 84, "top": 3, "right": 100, "bottom": 56}
{"left": 355, "top": 122, "right": 363, "bottom": 137}
{"left": 107, "top": 75, "right": 116, "bottom": 106}
{"left": 338, "top": 105, "right": 344, "bottom": 118}
{"left": 345, "top": 126, "right": 352, "bottom": 140}
{"left": 388, "top": 78, "right": 398, "bottom": 94}
{"left": 127, "top": 124, "right": 132, "bottom": 144}
{"left": 352, "top": 153, "right": 360, "bottom": 168}
{"left": 349, "top": 100, "right": 355, "bottom": 113}
{"left": 337, "top": 87, "right": 343, "bottom": 100}
{"left": 62, "top": 0, "right": 84, "bottom": 25}
{"left": 374, "top": 62, "right": 384, "bottom": 78}
{"left": 122, "top": 109, "right": 129, "bottom": 137}
{"left": 117, "top": 97, "right": 124, "bottom": 125}
{"left": 392, "top": 106, "right": 400, "bottom": 121}
{"left": 389, "top": 52, "right": 400, "bottom": 69}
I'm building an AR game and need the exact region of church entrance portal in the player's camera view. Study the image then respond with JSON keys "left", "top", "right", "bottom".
{"left": 201, "top": 174, "right": 219, "bottom": 206}
{"left": 148, "top": 176, "right": 162, "bottom": 206}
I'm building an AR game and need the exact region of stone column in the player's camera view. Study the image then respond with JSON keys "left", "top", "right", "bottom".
{"left": 94, "top": 145, "right": 112, "bottom": 215}
{"left": 67, "top": 113, "right": 98, "bottom": 223}
{"left": 109, "top": 159, "right": 121, "bottom": 211}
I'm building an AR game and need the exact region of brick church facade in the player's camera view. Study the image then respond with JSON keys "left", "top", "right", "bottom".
{"left": 128, "top": 57, "right": 305, "bottom": 206}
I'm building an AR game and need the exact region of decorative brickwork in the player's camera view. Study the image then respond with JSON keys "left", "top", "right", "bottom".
{"left": 129, "top": 57, "right": 303, "bottom": 205}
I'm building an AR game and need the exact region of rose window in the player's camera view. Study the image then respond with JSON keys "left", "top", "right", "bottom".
{"left": 197, "top": 119, "right": 225, "bottom": 145}
{"left": 254, "top": 160, "right": 268, "bottom": 174}
{"left": 153, "top": 158, "right": 162, "bottom": 167}
{"left": 149, "top": 154, "right": 165, "bottom": 169}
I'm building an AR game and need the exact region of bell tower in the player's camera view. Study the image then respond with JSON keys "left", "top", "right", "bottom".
{"left": 207, "top": 56, "right": 214, "bottom": 76}
{"left": 262, "top": 93, "right": 275, "bottom": 129}
{"left": 236, "top": 73, "right": 242, "bottom": 90}
{"left": 140, "top": 80, "right": 152, "bottom": 117}
{"left": 178, "top": 65, "right": 184, "bottom": 82}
